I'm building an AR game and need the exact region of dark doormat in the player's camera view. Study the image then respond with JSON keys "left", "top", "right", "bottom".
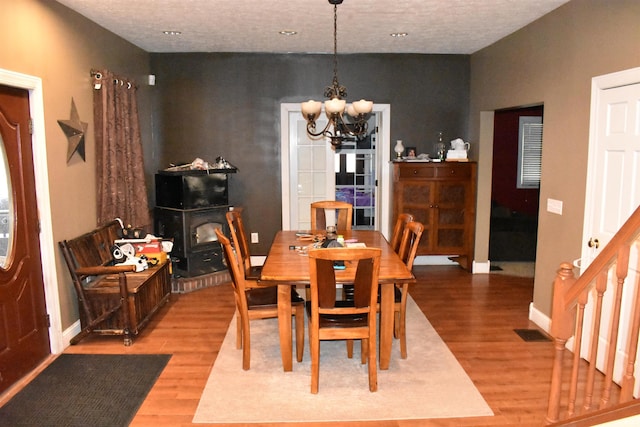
{"left": 0, "top": 353, "right": 171, "bottom": 427}
{"left": 514, "top": 328, "right": 551, "bottom": 342}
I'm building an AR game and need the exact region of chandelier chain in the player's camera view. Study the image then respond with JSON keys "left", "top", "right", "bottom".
{"left": 325, "top": 2, "right": 346, "bottom": 100}
{"left": 333, "top": 3, "right": 338, "bottom": 87}
{"left": 301, "top": 0, "right": 372, "bottom": 148}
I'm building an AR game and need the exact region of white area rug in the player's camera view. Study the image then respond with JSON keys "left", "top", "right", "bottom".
{"left": 193, "top": 296, "right": 493, "bottom": 423}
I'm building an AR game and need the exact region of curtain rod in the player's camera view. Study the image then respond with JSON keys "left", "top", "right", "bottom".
{"left": 90, "top": 69, "right": 135, "bottom": 89}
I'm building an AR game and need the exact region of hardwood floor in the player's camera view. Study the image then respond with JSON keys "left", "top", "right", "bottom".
{"left": 47, "top": 266, "right": 556, "bottom": 426}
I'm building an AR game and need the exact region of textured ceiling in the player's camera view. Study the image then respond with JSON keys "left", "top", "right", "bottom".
{"left": 55, "top": 0, "right": 570, "bottom": 54}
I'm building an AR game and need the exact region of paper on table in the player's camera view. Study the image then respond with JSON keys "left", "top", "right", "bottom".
{"left": 345, "top": 242, "right": 367, "bottom": 248}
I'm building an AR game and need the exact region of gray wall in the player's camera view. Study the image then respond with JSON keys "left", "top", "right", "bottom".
{"left": 150, "top": 53, "right": 470, "bottom": 254}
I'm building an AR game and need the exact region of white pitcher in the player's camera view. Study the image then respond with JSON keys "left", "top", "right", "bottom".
{"left": 451, "top": 139, "right": 470, "bottom": 151}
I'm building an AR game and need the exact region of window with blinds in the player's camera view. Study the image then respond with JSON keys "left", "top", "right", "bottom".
{"left": 517, "top": 116, "right": 543, "bottom": 189}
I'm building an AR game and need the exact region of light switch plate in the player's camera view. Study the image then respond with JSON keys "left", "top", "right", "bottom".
{"left": 251, "top": 232, "right": 259, "bottom": 243}
{"left": 547, "top": 198, "right": 563, "bottom": 215}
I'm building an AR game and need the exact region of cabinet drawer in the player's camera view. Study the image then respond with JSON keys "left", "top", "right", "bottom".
{"left": 434, "top": 164, "right": 471, "bottom": 179}
{"left": 397, "top": 163, "right": 471, "bottom": 179}
{"left": 398, "top": 164, "right": 435, "bottom": 179}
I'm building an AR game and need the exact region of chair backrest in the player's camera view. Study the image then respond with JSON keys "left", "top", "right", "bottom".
{"left": 310, "top": 201, "right": 353, "bottom": 231}
{"left": 226, "top": 210, "right": 252, "bottom": 274}
{"left": 390, "top": 213, "right": 414, "bottom": 254}
{"left": 215, "top": 228, "right": 249, "bottom": 308}
{"left": 308, "top": 247, "right": 381, "bottom": 312}
{"left": 397, "top": 221, "right": 424, "bottom": 271}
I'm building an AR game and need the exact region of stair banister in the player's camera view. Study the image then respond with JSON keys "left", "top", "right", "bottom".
{"left": 546, "top": 204, "right": 640, "bottom": 424}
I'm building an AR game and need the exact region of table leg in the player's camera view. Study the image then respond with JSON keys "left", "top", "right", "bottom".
{"left": 277, "top": 283, "right": 293, "bottom": 371}
{"left": 379, "top": 282, "right": 394, "bottom": 370}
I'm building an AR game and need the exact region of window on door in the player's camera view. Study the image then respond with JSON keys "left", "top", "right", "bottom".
{"left": 334, "top": 134, "right": 376, "bottom": 229}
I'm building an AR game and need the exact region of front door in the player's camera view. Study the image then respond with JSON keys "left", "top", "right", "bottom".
{"left": 0, "top": 84, "right": 50, "bottom": 394}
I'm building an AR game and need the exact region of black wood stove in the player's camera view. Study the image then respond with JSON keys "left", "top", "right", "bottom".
{"left": 154, "top": 168, "right": 236, "bottom": 277}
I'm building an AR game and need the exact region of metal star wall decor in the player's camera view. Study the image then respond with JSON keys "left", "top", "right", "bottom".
{"left": 58, "top": 98, "right": 88, "bottom": 162}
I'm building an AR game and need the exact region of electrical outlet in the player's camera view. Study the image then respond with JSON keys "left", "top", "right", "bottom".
{"left": 251, "top": 232, "right": 259, "bottom": 243}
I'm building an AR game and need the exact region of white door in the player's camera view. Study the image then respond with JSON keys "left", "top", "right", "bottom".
{"left": 580, "top": 67, "right": 640, "bottom": 392}
{"left": 287, "top": 111, "right": 334, "bottom": 230}
{"left": 280, "top": 103, "right": 392, "bottom": 236}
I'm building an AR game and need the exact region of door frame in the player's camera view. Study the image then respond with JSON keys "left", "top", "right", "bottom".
{"left": 280, "top": 103, "right": 392, "bottom": 238}
{"left": 0, "top": 68, "right": 63, "bottom": 353}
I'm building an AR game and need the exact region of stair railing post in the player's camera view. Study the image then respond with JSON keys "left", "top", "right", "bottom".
{"left": 546, "top": 262, "right": 578, "bottom": 424}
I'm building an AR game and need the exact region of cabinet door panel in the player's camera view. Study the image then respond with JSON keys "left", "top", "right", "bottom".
{"left": 409, "top": 207, "right": 432, "bottom": 251}
{"left": 402, "top": 181, "right": 432, "bottom": 205}
{"left": 437, "top": 229, "right": 465, "bottom": 250}
{"left": 437, "top": 182, "right": 467, "bottom": 206}
{"left": 438, "top": 208, "right": 465, "bottom": 226}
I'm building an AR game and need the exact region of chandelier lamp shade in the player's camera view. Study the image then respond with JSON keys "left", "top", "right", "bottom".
{"left": 301, "top": 0, "right": 374, "bottom": 148}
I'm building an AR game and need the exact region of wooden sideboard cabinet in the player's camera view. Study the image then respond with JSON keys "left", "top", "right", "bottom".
{"left": 392, "top": 161, "right": 477, "bottom": 270}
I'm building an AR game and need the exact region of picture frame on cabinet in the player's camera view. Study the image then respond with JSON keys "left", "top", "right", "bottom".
{"left": 406, "top": 147, "right": 417, "bottom": 158}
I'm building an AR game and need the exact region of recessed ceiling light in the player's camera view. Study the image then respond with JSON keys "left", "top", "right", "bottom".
{"left": 279, "top": 30, "right": 298, "bottom": 36}
{"left": 390, "top": 32, "right": 408, "bottom": 38}
{"left": 163, "top": 30, "right": 182, "bottom": 36}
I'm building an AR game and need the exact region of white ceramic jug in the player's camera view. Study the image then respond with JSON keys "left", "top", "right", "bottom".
{"left": 451, "top": 139, "right": 470, "bottom": 151}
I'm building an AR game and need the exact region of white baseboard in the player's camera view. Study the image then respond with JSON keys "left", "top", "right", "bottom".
{"left": 529, "top": 303, "right": 551, "bottom": 333}
{"left": 414, "top": 256, "right": 492, "bottom": 276}
{"left": 473, "top": 261, "right": 491, "bottom": 274}
{"left": 61, "top": 320, "right": 81, "bottom": 350}
{"left": 413, "top": 255, "right": 458, "bottom": 266}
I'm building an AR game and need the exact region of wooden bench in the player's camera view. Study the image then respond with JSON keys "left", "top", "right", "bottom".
{"left": 59, "top": 220, "right": 171, "bottom": 345}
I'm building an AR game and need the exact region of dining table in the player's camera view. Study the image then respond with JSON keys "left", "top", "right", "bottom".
{"left": 260, "top": 229, "right": 416, "bottom": 372}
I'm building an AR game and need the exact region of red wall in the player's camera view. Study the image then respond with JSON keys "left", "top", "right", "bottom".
{"left": 492, "top": 106, "right": 543, "bottom": 216}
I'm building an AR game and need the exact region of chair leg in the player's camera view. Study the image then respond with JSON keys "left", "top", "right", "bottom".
{"left": 294, "top": 305, "right": 304, "bottom": 363}
{"left": 361, "top": 339, "right": 368, "bottom": 364}
{"left": 394, "top": 308, "right": 400, "bottom": 338}
{"left": 240, "top": 314, "right": 251, "bottom": 370}
{"left": 236, "top": 309, "right": 242, "bottom": 350}
{"left": 346, "top": 340, "right": 354, "bottom": 358}
{"left": 399, "top": 285, "right": 409, "bottom": 359}
{"left": 368, "top": 333, "right": 378, "bottom": 392}
{"left": 310, "top": 326, "right": 320, "bottom": 394}
{"left": 399, "top": 312, "right": 407, "bottom": 359}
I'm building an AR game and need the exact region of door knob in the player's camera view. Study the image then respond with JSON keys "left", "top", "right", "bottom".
{"left": 588, "top": 237, "right": 599, "bottom": 248}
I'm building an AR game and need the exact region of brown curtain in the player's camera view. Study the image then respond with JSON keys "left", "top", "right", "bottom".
{"left": 92, "top": 69, "right": 151, "bottom": 230}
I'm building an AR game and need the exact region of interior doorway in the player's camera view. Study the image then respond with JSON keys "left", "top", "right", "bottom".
{"left": 489, "top": 105, "right": 543, "bottom": 274}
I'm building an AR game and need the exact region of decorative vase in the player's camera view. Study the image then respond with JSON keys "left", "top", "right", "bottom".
{"left": 394, "top": 140, "right": 405, "bottom": 159}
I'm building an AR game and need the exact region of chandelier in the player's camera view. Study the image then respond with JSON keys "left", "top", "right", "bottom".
{"left": 301, "top": 0, "right": 373, "bottom": 148}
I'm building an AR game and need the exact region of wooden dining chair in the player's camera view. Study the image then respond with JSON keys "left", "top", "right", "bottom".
{"left": 393, "top": 220, "right": 424, "bottom": 359}
{"left": 390, "top": 213, "right": 414, "bottom": 253}
{"left": 226, "top": 210, "right": 262, "bottom": 282}
{"left": 216, "top": 228, "right": 305, "bottom": 370}
{"left": 307, "top": 246, "right": 381, "bottom": 393}
{"left": 310, "top": 201, "right": 353, "bottom": 231}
